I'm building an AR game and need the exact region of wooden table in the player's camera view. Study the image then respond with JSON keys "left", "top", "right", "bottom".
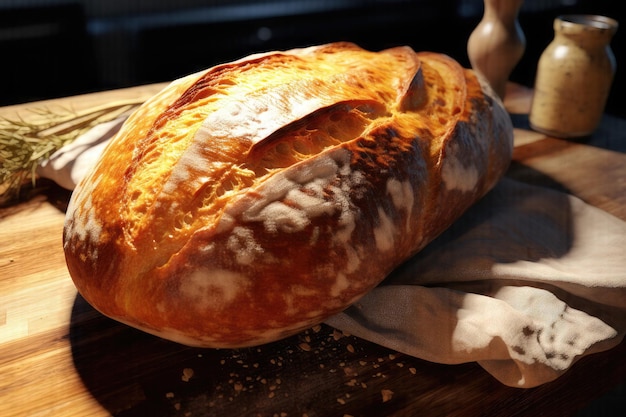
{"left": 1, "top": 83, "right": 625, "bottom": 417}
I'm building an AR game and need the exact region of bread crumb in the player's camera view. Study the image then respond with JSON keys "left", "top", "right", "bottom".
{"left": 182, "top": 368, "right": 194, "bottom": 382}
{"left": 343, "top": 367, "right": 357, "bottom": 377}
{"left": 337, "top": 398, "right": 346, "bottom": 405}
{"left": 299, "top": 343, "right": 311, "bottom": 352}
{"left": 381, "top": 389, "right": 394, "bottom": 403}
{"left": 409, "top": 367, "right": 417, "bottom": 374}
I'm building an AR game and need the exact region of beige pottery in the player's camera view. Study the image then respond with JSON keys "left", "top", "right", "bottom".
{"left": 530, "top": 15, "right": 618, "bottom": 138}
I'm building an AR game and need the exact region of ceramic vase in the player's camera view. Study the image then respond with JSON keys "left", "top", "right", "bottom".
{"left": 467, "top": 0, "right": 526, "bottom": 99}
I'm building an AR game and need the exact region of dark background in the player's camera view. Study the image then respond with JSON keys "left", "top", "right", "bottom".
{"left": 0, "top": 0, "right": 624, "bottom": 117}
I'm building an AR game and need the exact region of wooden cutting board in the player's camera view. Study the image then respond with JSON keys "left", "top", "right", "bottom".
{"left": 1, "top": 84, "right": 625, "bottom": 417}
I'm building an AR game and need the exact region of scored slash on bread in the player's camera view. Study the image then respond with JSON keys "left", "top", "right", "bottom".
{"left": 63, "top": 42, "right": 513, "bottom": 348}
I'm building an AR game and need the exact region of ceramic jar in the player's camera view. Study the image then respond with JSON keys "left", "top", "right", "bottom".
{"left": 529, "top": 15, "right": 618, "bottom": 138}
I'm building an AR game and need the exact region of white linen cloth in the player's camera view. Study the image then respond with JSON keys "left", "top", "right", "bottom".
{"left": 39, "top": 121, "right": 626, "bottom": 388}
{"left": 326, "top": 178, "right": 626, "bottom": 387}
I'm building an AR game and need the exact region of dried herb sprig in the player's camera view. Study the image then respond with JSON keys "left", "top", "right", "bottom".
{"left": 0, "top": 101, "right": 142, "bottom": 205}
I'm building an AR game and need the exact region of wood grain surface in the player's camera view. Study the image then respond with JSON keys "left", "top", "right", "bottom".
{"left": 1, "top": 83, "right": 625, "bottom": 417}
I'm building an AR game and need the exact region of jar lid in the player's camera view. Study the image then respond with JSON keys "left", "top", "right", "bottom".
{"left": 556, "top": 14, "right": 618, "bottom": 35}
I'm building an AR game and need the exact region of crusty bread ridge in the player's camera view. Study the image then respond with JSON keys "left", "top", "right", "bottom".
{"left": 63, "top": 42, "right": 513, "bottom": 347}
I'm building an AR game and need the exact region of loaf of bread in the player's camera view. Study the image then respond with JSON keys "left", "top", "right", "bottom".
{"left": 63, "top": 42, "right": 513, "bottom": 348}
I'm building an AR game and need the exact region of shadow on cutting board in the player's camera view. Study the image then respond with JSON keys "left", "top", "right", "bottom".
{"left": 69, "top": 293, "right": 463, "bottom": 417}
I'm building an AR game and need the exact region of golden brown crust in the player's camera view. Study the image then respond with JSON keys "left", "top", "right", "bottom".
{"left": 63, "top": 42, "right": 513, "bottom": 347}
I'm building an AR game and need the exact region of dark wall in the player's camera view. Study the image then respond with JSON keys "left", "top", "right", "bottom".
{"left": 1, "top": 0, "right": 624, "bottom": 117}
{"left": 0, "top": 3, "right": 96, "bottom": 105}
